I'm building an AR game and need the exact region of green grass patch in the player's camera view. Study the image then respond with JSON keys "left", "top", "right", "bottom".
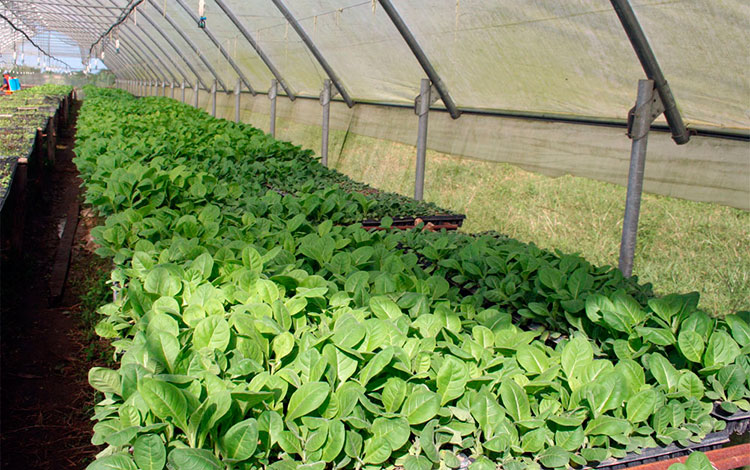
{"left": 330, "top": 134, "right": 750, "bottom": 316}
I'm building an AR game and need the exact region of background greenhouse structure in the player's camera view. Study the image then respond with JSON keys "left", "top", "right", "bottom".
{"left": 0, "top": 1, "right": 749, "bottom": 469}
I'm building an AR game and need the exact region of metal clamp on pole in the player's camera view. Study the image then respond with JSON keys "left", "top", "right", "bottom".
{"left": 414, "top": 78, "right": 434, "bottom": 201}
{"left": 269, "top": 79, "right": 278, "bottom": 138}
{"left": 619, "top": 79, "right": 663, "bottom": 277}
{"left": 610, "top": 0, "right": 689, "bottom": 145}
{"left": 320, "top": 79, "right": 339, "bottom": 167}
{"left": 194, "top": 81, "right": 200, "bottom": 108}
{"left": 181, "top": 80, "right": 186, "bottom": 103}
{"left": 211, "top": 80, "right": 217, "bottom": 117}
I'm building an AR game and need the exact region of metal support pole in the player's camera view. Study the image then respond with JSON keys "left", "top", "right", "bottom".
{"left": 269, "top": 80, "right": 277, "bottom": 137}
{"left": 415, "top": 79, "right": 431, "bottom": 201}
{"left": 162, "top": 81, "right": 166, "bottom": 97}
{"left": 320, "top": 79, "right": 332, "bottom": 167}
{"left": 211, "top": 81, "right": 217, "bottom": 117}
{"left": 377, "top": 0, "right": 461, "bottom": 120}
{"left": 181, "top": 80, "right": 186, "bottom": 103}
{"left": 194, "top": 81, "right": 200, "bottom": 108}
{"left": 619, "top": 79, "right": 661, "bottom": 277}
{"left": 271, "top": 0, "right": 353, "bottom": 107}
{"left": 171, "top": 81, "right": 175, "bottom": 99}
{"left": 610, "top": 0, "right": 689, "bottom": 145}
{"left": 234, "top": 78, "right": 241, "bottom": 123}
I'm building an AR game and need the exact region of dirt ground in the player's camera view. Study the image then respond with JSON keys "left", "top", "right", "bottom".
{"left": 0, "top": 100, "right": 109, "bottom": 469}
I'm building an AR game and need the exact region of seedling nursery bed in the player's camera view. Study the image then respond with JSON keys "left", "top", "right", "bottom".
{"left": 35, "top": 87, "right": 750, "bottom": 470}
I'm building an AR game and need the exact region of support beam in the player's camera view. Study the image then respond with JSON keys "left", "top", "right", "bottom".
{"left": 619, "top": 79, "right": 662, "bottom": 277}
{"left": 162, "top": 81, "right": 167, "bottom": 97}
{"left": 211, "top": 81, "right": 217, "bottom": 117}
{"left": 271, "top": 0, "right": 353, "bottom": 108}
{"left": 171, "top": 81, "right": 175, "bottom": 99}
{"left": 137, "top": 7, "right": 209, "bottom": 90}
{"left": 181, "top": 80, "right": 186, "bottom": 103}
{"left": 194, "top": 80, "right": 200, "bottom": 108}
{"left": 146, "top": 0, "right": 227, "bottom": 92}
{"left": 234, "top": 78, "right": 241, "bottom": 123}
{"left": 610, "top": 0, "right": 689, "bottom": 145}
{"left": 320, "top": 79, "right": 332, "bottom": 167}
{"left": 212, "top": 0, "right": 296, "bottom": 101}
{"left": 377, "top": 0, "right": 461, "bottom": 120}
{"left": 414, "top": 78, "right": 432, "bottom": 200}
{"left": 173, "top": 0, "right": 255, "bottom": 95}
{"left": 269, "top": 80, "right": 277, "bottom": 137}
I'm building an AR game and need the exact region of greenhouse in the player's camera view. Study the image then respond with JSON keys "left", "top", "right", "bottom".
{"left": 0, "top": 1, "right": 748, "bottom": 469}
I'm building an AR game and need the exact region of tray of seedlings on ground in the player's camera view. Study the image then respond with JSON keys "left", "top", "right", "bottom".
{"left": 0, "top": 84, "right": 73, "bottom": 208}
{"left": 75, "top": 87, "right": 749, "bottom": 470}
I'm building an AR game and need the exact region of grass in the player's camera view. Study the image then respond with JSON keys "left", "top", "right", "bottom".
{"left": 328, "top": 133, "right": 750, "bottom": 316}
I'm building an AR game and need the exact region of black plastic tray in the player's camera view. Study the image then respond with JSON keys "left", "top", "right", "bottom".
{"left": 0, "top": 158, "right": 18, "bottom": 213}
{"left": 712, "top": 404, "right": 750, "bottom": 437}
{"left": 590, "top": 430, "right": 730, "bottom": 470}
{"left": 360, "top": 214, "right": 466, "bottom": 228}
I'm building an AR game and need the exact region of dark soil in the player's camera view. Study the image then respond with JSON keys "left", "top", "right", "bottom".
{"left": 0, "top": 100, "right": 110, "bottom": 469}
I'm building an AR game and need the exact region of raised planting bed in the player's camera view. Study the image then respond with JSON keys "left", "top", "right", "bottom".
{"left": 75, "top": 86, "right": 750, "bottom": 470}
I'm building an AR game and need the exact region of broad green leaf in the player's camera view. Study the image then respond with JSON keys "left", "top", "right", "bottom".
{"left": 193, "top": 316, "right": 230, "bottom": 352}
{"left": 382, "top": 378, "right": 407, "bottom": 413}
{"left": 372, "top": 417, "right": 410, "bottom": 450}
{"left": 402, "top": 386, "right": 440, "bottom": 425}
{"left": 138, "top": 377, "right": 188, "bottom": 430}
{"left": 369, "top": 296, "right": 402, "bottom": 320}
{"left": 144, "top": 266, "right": 181, "bottom": 297}
{"left": 648, "top": 353, "right": 680, "bottom": 391}
{"left": 517, "top": 344, "right": 550, "bottom": 375}
{"left": 167, "top": 449, "right": 222, "bottom": 470}
{"left": 286, "top": 382, "right": 330, "bottom": 422}
{"left": 499, "top": 379, "right": 531, "bottom": 422}
{"left": 272, "top": 332, "right": 295, "bottom": 360}
{"left": 363, "top": 436, "right": 391, "bottom": 465}
{"left": 561, "top": 336, "right": 593, "bottom": 387}
{"left": 220, "top": 418, "right": 258, "bottom": 461}
{"left": 436, "top": 356, "right": 468, "bottom": 405}
{"left": 86, "top": 454, "right": 138, "bottom": 470}
{"left": 677, "top": 330, "right": 705, "bottom": 363}
{"left": 470, "top": 390, "right": 505, "bottom": 437}
{"left": 89, "top": 367, "right": 121, "bottom": 395}
{"left": 133, "top": 434, "right": 166, "bottom": 470}
{"left": 539, "top": 446, "right": 570, "bottom": 468}
{"left": 358, "top": 347, "right": 394, "bottom": 387}
{"left": 321, "top": 419, "right": 345, "bottom": 462}
{"left": 584, "top": 416, "right": 632, "bottom": 436}
{"left": 703, "top": 331, "right": 740, "bottom": 368}
{"left": 555, "top": 427, "right": 584, "bottom": 452}
{"left": 626, "top": 389, "right": 657, "bottom": 423}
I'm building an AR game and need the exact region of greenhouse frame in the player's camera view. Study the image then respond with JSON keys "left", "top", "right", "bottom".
{"left": 0, "top": 1, "right": 748, "bottom": 469}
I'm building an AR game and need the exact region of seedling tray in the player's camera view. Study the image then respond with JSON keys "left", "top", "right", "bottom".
{"left": 590, "top": 430, "right": 730, "bottom": 470}
{"left": 0, "top": 158, "right": 18, "bottom": 213}
{"left": 360, "top": 214, "right": 466, "bottom": 229}
{"left": 711, "top": 405, "right": 750, "bottom": 436}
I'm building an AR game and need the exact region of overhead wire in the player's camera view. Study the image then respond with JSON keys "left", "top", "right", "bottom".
{"left": 0, "top": 11, "right": 72, "bottom": 69}
{"left": 88, "top": 0, "right": 144, "bottom": 56}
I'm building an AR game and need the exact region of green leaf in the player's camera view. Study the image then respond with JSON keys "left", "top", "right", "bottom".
{"left": 88, "top": 367, "right": 121, "bottom": 395}
{"left": 561, "top": 336, "right": 593, "bottom": 387}
{"left": 539, "top": 446, "right": 570, "bottom": 468}
{"left": 584, "top": 416, "right": 632, "bottom": 436}
{"left": 555, "top": 427, "right": 584, "bottom": 452}
{"left": 167, "top": 449, "right": 222, "bottom": 470}
{"left": 684, "top": 451, "right": 713, "bottom": 470}
{"left": 144, "top": 266, "right": 181, "bottom": 297}
{"left": 636, "top": 327, "right": 676, "bottom": 346}
{"left": 470, "top": 389, "right": 506, "bottom": 437}
{"left": 499, "top": 379, "right": 531, "bottom": 422}
{"left": 86, "top": 454, "right": 138, "bottom": 470}
{"left": 286, "top": 382, "right": 330, "bottom": 422}
{"left": 402, "top": 386, "right": 440, "bottom": 425}
{"left": 678, "top": 330, "right": 705, "bottom": 363}
{"left": 220, "top": 418, "right": 258, "bottom": 461}
{"left": 703, "top": 331, "right": 740, "bottom": 367}
{"left": 321, "top": 419, "right": 345, "bottom": 462}
{"left": 626, "top": 389, "right": 657, "bottom": 423}
{"left": 648, "top": 353, "right": 680, "bottom": 391}
{"left": 372, "top": 417, "right": 410, "bottom": 450}
{"left": 193, "top": 316, "right": 230, "bottom": 352}
{"left": 133, "top": 434, "right": 166, "bottom": 470}
{"left": 382, "top": 378, "right": 407, "bottom": 413}
{"left": 358, "top": 347, "right": 394, "bottom": 387}
{"left": 369, "top": 296, "right": 403, "bottom": 320}
{"left": 436, "top": 356, "right": 468, "bottom": 405}
{"left": 363, "top": 436, "right": 391, "bottom": 465}
{"left": 272, "top": 332, "right": 295, "bottom": 360}
{"left": 517, "top": 344, "right": 550, "bottom": 375}
{"left": 138, "top": 377, "right": 188, "bottom": 430}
